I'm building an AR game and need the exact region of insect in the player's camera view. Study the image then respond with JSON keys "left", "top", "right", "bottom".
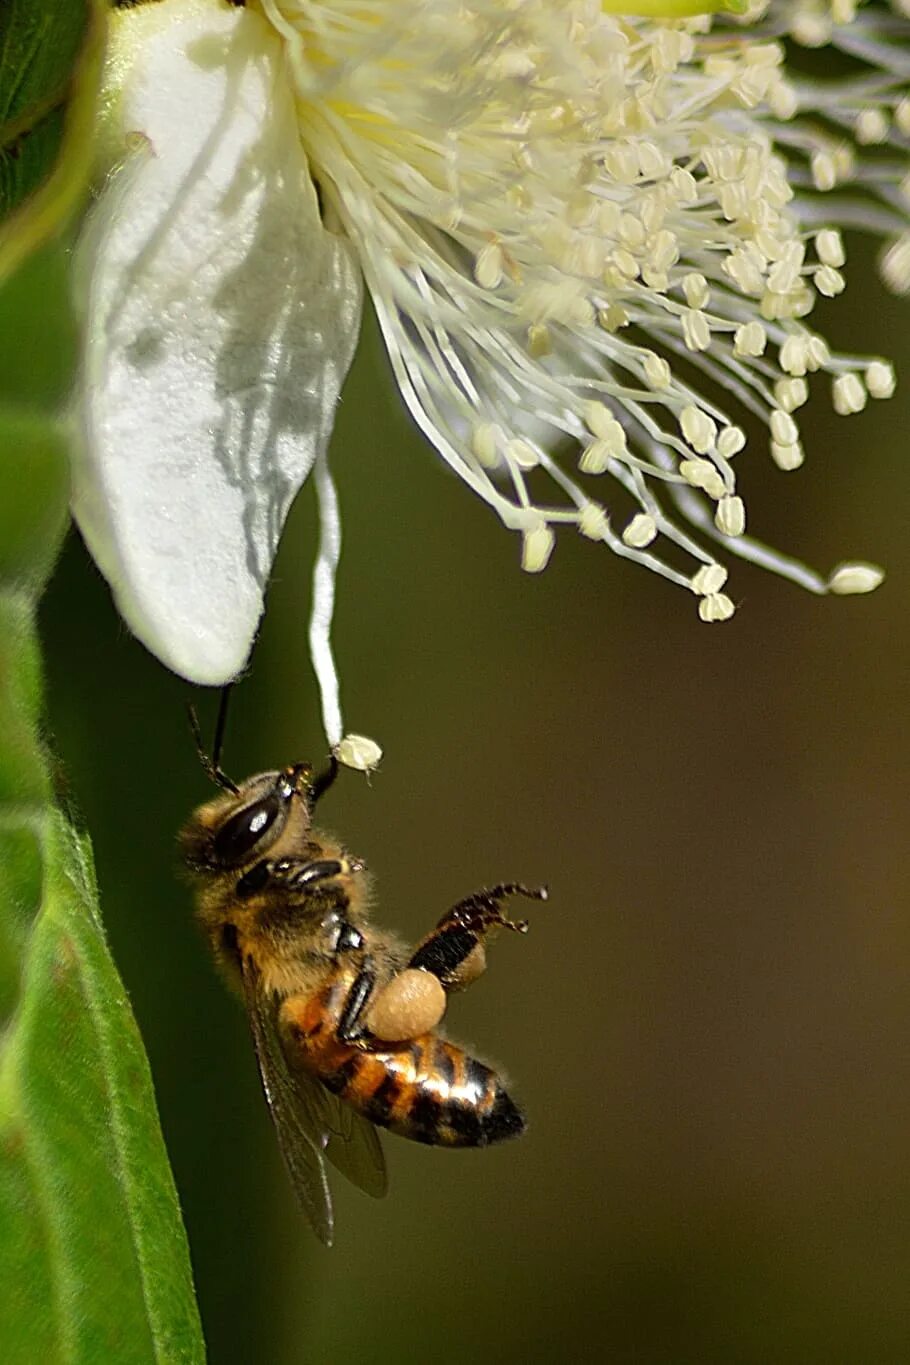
{"left": 181, "top": 703, "right": 546, "bottom": 1245}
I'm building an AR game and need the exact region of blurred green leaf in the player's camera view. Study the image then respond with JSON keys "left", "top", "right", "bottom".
{"left": 0, "top": 812, "right": 206, "bottom": 1363}
{"left": 0, "top": 248, "right": 205, "bottom": 1357}
{"left": 0, "top": 408, "right": 70, "bottom": 585}
{"left": 0, "top": 244, "right": 78, "bottom": 410}
{"left": 0, "top": 0, "right": 104, "bottom": 282}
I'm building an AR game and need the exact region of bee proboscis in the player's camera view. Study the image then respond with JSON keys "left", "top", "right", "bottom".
{"left": 180, "top": 745, "right": 546, "bottom": 1245}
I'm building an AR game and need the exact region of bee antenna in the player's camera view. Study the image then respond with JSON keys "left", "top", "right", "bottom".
{"left": 307, "top": 755, "right": 339, "bottom": 807}
{"left": 188, "top": 685, "right": 240, "bottom": 794}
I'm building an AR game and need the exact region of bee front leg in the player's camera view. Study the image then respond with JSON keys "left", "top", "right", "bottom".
{"left": 235, "top": 854, "right": 365, "bottom": 898}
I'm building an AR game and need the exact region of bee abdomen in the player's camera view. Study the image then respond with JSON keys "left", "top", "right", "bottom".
{"left": 325, "top": 1037, "right": 525, "bottom": 1149}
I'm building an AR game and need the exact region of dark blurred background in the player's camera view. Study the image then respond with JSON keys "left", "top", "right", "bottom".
{"left": 40, "top": 236, "right": 909, "bottom": 1364}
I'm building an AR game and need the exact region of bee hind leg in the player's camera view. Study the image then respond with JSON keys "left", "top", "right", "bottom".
{"left": 406, "top": 882, "right": 548, "bottom": 994}
{"left": 357, "top": 884, "right": 548, "bottom": 1044}
{"left": 442, "top": 882, "right": 548, "bottom": 935}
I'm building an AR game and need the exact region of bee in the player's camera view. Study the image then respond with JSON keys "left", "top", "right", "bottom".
{"left": 180, "top": 711, "right": 546, "bottom": 1245}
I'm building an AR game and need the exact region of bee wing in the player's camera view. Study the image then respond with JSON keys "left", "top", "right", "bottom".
{"left": 315, "top": 1092, "right": 388, "bottom": 1201}
{"left": 271, "top": 1005, "right": 388, "bottom": 1199}
{"left": 241, "top": 965, "right": 388, "bottom": 1244}
{"left": 242, "top": 967, "right": 335, "bottom": 1245}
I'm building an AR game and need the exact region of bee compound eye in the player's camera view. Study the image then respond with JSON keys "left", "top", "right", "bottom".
{"left": 212, "top": 794, "right": 283, "bottom": 865}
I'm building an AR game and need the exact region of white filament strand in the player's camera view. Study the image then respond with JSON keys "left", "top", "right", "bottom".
{"left": 309, "top": 447, "right": 344, "bottom": 748}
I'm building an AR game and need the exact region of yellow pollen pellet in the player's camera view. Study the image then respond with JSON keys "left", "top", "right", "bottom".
{"left": 367, "top": 970, "right": 447, "bottom": 1042}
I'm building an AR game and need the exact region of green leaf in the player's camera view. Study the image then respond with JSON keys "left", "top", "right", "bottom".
{"left": 0, "top": 0, "right": 105, "bottom": 283}
{"left": 0, "top": 244, "right": 78, "bottom": 411}
{"left": 0, "top": 813, "right": 206, "bottom": 1363}
{"left": 0, "top": 250, "right": 205, "bottom": 1358}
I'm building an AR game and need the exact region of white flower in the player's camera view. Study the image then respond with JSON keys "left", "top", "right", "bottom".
{"left": 75, "top": 0, "right": 908, "bottom": 741}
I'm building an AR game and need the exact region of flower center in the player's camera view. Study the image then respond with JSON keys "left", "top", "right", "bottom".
{"left": 258, "top": 0, "right": 897, "bottom": 609}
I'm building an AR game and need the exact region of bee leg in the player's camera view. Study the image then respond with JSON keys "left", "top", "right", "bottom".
{"left": 443, "top": 882, "right": 549, "bottom": 935}
{"left": 407, "top": 883, "right": 548, "bottom": 993}
{"left": 336, "top": 964, "right": 378, "bottom": 1043}
{"left": 306, "top": 755, "right": 339, "bottom": 808}
{"left": 236, "top": 855, "right": 365, "bottom": 898}
{"left": 359, "top": 880, "right": 547, "bottom": 1040}
{"left": 274, "top": 857, "right": 345, "bottom": 888}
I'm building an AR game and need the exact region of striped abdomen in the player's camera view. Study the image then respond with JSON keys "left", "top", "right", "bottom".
{"left": 282, "top": 985, "right": 525, "bottom": 1148}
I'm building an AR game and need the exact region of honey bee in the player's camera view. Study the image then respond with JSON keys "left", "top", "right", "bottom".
{"left": 180, "top": 722, "right": 546, "bottom": 1245}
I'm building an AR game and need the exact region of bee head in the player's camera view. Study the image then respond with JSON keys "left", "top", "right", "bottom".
{"left": 180, "top": 765, "right": 315, "bottom": 873}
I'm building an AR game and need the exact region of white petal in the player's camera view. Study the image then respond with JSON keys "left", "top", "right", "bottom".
{"left": 73, "top": 0, "right": 362, "bottom": 684}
